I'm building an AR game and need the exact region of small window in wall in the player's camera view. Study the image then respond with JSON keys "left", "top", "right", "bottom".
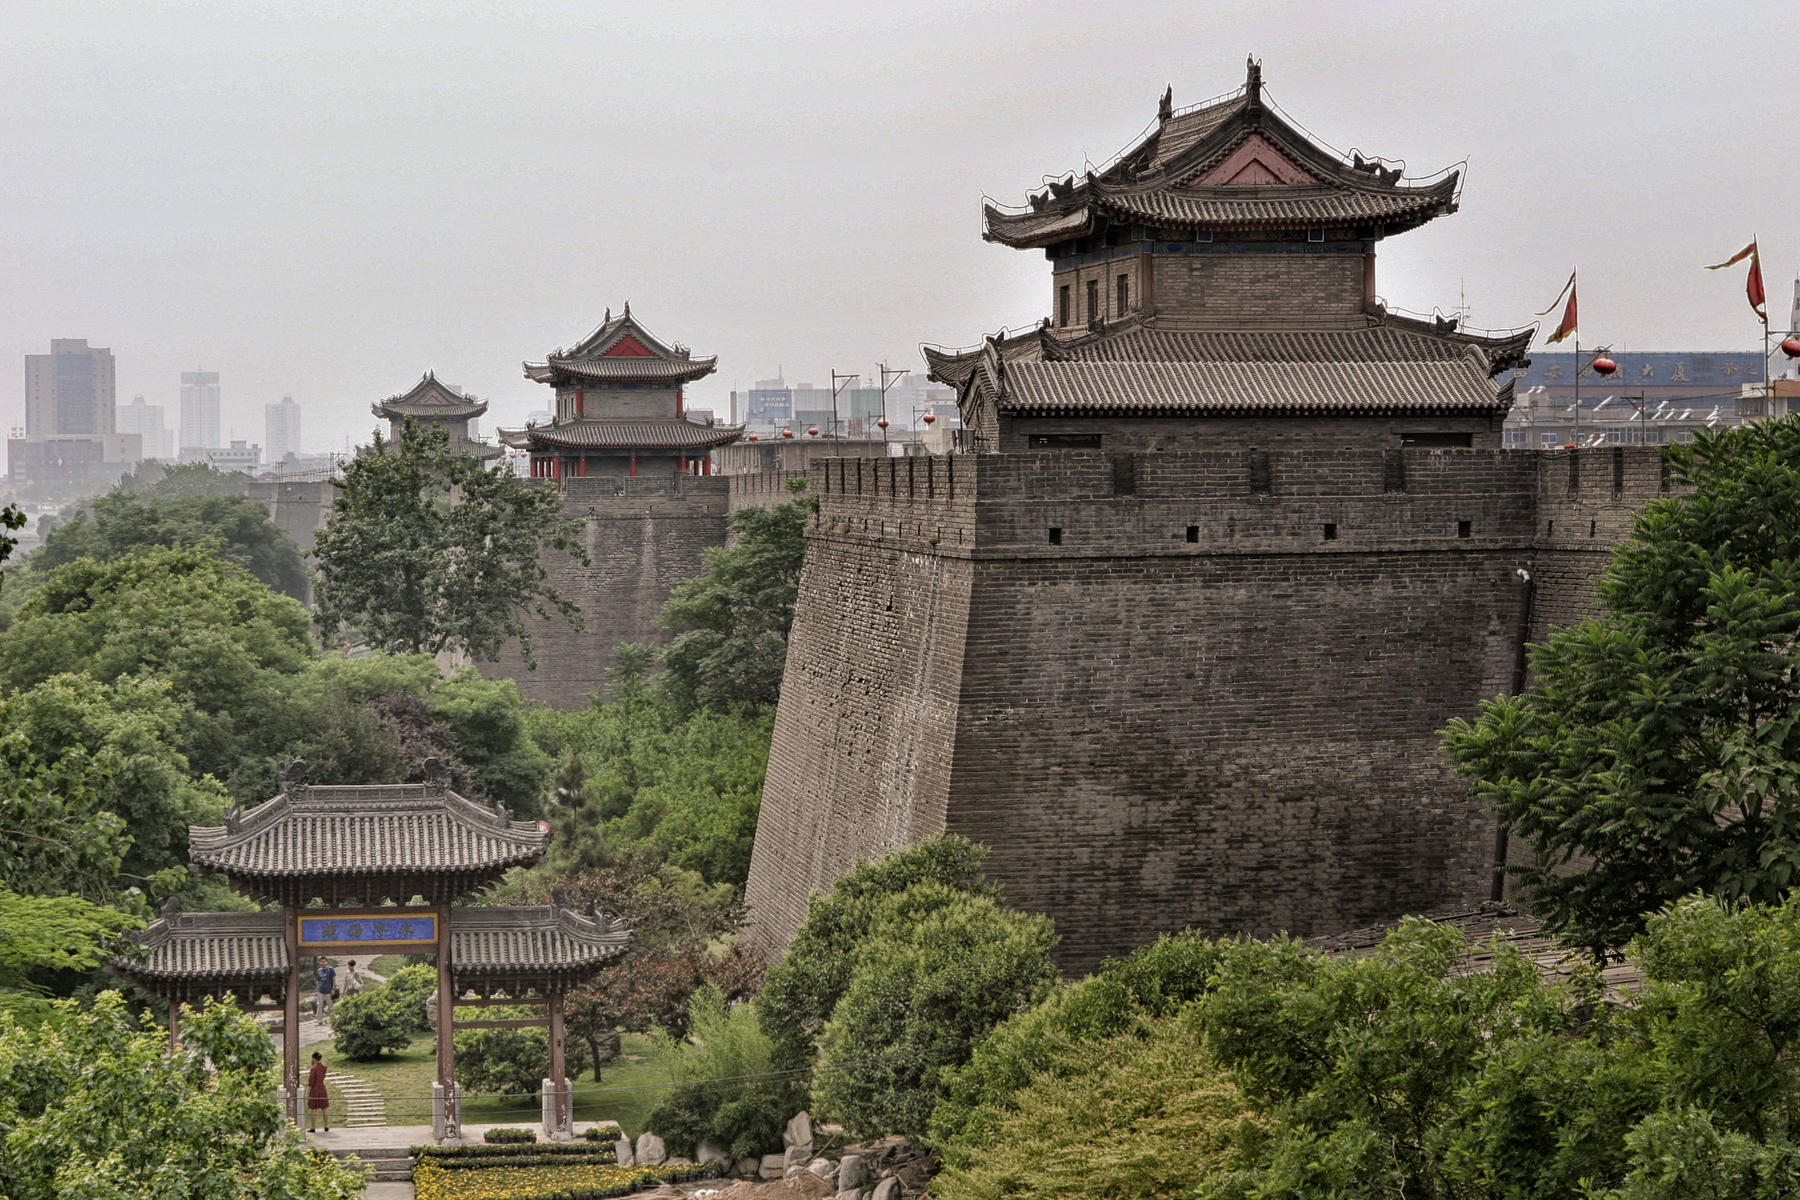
{"left": 1323, "top": 523, "right": 1338, "bottom": 541}
{"left": 1048, "top": 527, "right": 1063, "bottom": 545}
{"left": 1086, "top": 279, "right": 1099, "bottom": 322}
{"left": 1401, "top": 432, "right": 1473, "bottom": 448}
{"left": 1307, "top": 227, "right": 1325, "bottom": 243}
{"left": 1457, "top": 520, "right": 1472, "bottom": 539}
{"left": 1027, "top": 433, "right": 1104, "bottom": 448}
{"left": 1058, "top": 284, "right": 1070, "bottom": 327}
{"left": 1116, "top": 273, "right": 1129, "bottom": 316}
{"left": 1186, "top": 525, "right": 1199, "bottom": 543}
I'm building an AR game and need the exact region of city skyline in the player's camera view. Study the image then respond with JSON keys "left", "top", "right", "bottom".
{"left": 4, "top": 2, "right": 1798, "bottom": 452}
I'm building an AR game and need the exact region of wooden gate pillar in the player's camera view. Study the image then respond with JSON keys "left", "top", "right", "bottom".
{"left": 282, "top": 907, "right": 300, "bottom": 1123}
{"left": 435, "top": 902, "right": 459, "bottom": 1142}
{"left": 548, "top": 991, "right": 568, "bottom": 1135}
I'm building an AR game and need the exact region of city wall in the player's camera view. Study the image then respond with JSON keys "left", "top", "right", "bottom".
{"left": 744, "top": 446, "right": 1674, "bottom": 976}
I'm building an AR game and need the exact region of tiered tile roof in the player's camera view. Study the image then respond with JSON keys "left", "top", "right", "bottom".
{"left": 373, "top": 371, "right": 488, "bottom": 422}
{"left": 982, "top": 59, "right": 1462, "bottom": 249}
{"left": 923, "top": 311, "right": 1529, "bottom": 420}
{"left": 499, "top": 417, "right": 744, "bottom": 452}
{"left": 521, "top": 305, "right": 718, "bottom": 388}
{"left": 111, "top": 910, "right": 290, "bottom": 1004}
{"left": 451, "top": 907, "right": 632, "bottom": 995}
{"left": 188, "top": 783, "right": 549, "bottom": 906}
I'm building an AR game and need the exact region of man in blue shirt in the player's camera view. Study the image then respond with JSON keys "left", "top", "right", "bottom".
{"left": 314, "top": 959, "right": 337, "bottom": 1021}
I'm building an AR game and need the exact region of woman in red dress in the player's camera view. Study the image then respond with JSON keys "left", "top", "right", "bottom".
{"left": 306, "top": 1051, "right": 330, "bottom": 1132}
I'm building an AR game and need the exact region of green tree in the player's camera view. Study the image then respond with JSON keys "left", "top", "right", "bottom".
{"left": 33, "top": 490, "right": 308, "bottom": 601}
{"left": 0, "top": 992, "right": 364, "bottom": 1200}
{"left": 1445, "top": 419, "right": 1800, "bottom": 956}
{"left": 0, "top": 502, "right": 23, "bottom": 588}
{"left": 656, "top": 495, "right": 811, "bottom": 713}
{"left": 759, "top": 834, "right": 995, "bottom": 1074}
{"left": 311, "top": 419, "right": 586, "bottom": 665}
{"left": 328, "top": 986, "right": 416, "bottom": 1060}
{"left": 811, "top": 884, "right": 1058, "bottom": 1139}
{"left": 0, "top": 891, "right": 140, "bottom": 1020}
{"left": 0, "top": 545, "right": 314, "bottom": 784}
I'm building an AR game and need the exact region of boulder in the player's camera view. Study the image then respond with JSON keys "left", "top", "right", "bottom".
{"left": 634, "top": 1131, "right": 667, "bottom": 1166}
{"left": 785, "top": 1110, "right": 815, "bottom": 1149}
{"left": 761, "top": 1152, "right": 787, "bottom": 1180}
{"left": 836, "top": 1190, "right": 868, "bottom": 1200}
{"left": 809, "top": 1157, "right": 839, "bottom": 1182}
{"left": 872, "top": 1179, "right": 903, "bottom": 1200}
{"left": 614, "top": 1138, "right": 635, "bottom": 1167}
{"left": 838, "top": 1154, "right": 871, "bottom": 1190}
{"left": 697, "top": 1140, "right": 731, "bottom": 1167}
{"left": 785, "top": 1144, "right": 813, "bottom": 1170}
{"left": 735, "top": 1156, "right": 761, "bottom": 1178}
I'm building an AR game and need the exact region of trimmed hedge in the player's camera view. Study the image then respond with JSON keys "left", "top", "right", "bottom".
{"left": 412, "top": 1159, "right": 720, "bottom": 1200}
{"left": 485, "top": 1127, "right": 538, "bottom": 1144}
{"left": 412, "top": 1142, "right": 617, "bottom": 1164}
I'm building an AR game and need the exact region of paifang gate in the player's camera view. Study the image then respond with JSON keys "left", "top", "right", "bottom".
{"left": 109, "top": 764, "right": 630, "bottom": 1144}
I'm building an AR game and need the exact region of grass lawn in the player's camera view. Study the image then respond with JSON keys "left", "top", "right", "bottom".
{"left": 315, "top": 1031, "right": 670, "bottom": 1136}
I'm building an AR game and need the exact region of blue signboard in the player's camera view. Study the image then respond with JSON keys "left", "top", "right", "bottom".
{"left": 1513, "top": 351, "right": 1763, "bottom": 390}
{"left": 298, "top": 913, "right": 437, "bottom": 948}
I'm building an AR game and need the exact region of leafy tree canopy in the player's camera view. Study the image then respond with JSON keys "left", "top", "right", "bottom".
{"left": 311, "top": 419, "right": 586, "bottom": 665}
{"left": 646, "top": 986, "right": 803, "bottom": 1160}
{"left": 0, "top": 992, "right": 364, "bottom": 1200}
{"left": 0, "top": 890, "right": 140, "bottom": 1021}
{"left": 1445, "top": 419, "right": 1800, "bottom": 956}
{"left": 759, "top": 834, "right": 995, "bottom": 1074}
{"left": 0, "top": 545, "right": 314, "bottom": 784}
{"left": 31, "top": 489, "right": 308, "bottom": 601}
{"left": 655, "top": 494, "right": 811, "bottom": 713}
{"left": 810, "top": 883, "right": 1059, "bottom": 1139}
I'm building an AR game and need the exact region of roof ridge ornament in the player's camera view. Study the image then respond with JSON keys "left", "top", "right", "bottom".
{"left": 422, "top": 756, "right": 451, "bottom": 794}
{"left": 1158, "top": 85, "right": 1172, "bottom": 123}
{"left": 1246, "top": 55, "right": 1262, "bottom": 108}
{"left": 278, "top": 759, "right": 307, "bottom": 800}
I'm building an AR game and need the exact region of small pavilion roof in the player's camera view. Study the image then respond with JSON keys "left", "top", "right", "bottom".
{"left": 524, "top": 305, "right": 718, "bottom": 388}
{"left": 983, "top": 60, "right": 1462, "bottom": 249}
{"left": 188, "top": 781, "right": 548, "bottom": 906}
{"left": 109, "top": 906, "right": 633, "bottom": 1002}
{"left": 497, "top": 417, "right": 745, "bottom": 453}
{"left": 922, "top": 309, "right": 1529, "bottom": 421}
{"left": 373, "top": 371, "right": 489, "bottom": 421}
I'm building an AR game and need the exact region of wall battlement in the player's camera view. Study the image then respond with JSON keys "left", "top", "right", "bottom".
{"left": 746, "top": 445, "right": 1679, "bottom": 975}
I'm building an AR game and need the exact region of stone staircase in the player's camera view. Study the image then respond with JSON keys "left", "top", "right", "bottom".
{"left": 326, "top": 1144, "right": 414, "bottom": 1183}
{"left": 326, "top": 1069, "right": 388, "bottom": 1128}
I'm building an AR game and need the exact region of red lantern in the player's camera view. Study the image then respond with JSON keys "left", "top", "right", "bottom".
{"left": 876, "top": 417, "right": 889, "bottom": 430}
{"left": 1782, "top": 336, "right": 1800, "bottom": 359}
{"left": 781, "top": 429, "right": 794, "bottom": 438}
{"left": 748, "top": 433, "right": 758, "bottom": 441}
{"left": 922, "top": 411, "right": 937, "bottom": 425}
{"left": 1591, "top": 355, "right": 1618, "bottom": 377}
{"left": 807, "top": 426, "right": 819, "bottom": 437}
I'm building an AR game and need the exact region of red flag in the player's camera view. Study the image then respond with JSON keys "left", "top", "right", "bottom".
{"left": 1536, "top": 271, "right": 1577, "bottom": 345}
{"left": 1706, "top": 240, "right": 1768, "bottom": 324}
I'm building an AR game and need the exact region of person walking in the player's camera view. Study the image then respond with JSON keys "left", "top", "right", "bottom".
{"left": 306, "top": 1051, "right": 330, "bottom": 1133}
{"left": 314, "top": 958, "right": 336, "bottom": 1021}
{"left": 342, "top": 959, "right": 363, "bottom": 997}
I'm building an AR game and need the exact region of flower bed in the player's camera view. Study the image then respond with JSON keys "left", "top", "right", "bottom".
{"left": 413, "top": 1159, "right": 720, "bottom": 1200}
{"left": 412, "top": 1143, "right": 617, "bottom": 1164}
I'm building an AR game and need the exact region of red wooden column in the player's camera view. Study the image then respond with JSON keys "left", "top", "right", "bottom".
{"left": 169, "top": 1001, "right": 181, "bottom": 1052}
{"left": 283, "top": 908, "right": 300, "bottom": 1123}
{"left": 629, "top": 453, "right": 637, "bottom": 477}
{"left": 435, "top": 902, "right": 458, "bottom": 1139}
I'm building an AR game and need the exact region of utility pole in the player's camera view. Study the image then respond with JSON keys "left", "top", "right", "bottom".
{"left": 830, "top": 371, "right": 859, "bottom": 440}
{"left": 877, "top": 362, "right": 909, "bottom": 445}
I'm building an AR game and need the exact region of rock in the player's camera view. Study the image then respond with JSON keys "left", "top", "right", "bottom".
{"left": 809, "top": 1157, "right": 838, "bottom": 1181}
{"left": 785, "top": 1144, "right": 814, "bottom": 1170}
{"left": 761, "top": 1152, "right": 787, "bottom": 1180}
{"left": 634, "top": 1131, "right": 666, "bottom": 1166}
{"left": 785, "top": 1110, "right": 815, "bottom": 1149}
{"left": 836, "top": 1190, "right": 868, "bottom": 1200}
{"left": 735, "top": 1156, "right": 761, "bottom": 1177}
{"left": 614, "top": 1138, "right": 634, "bottom": 1167}
{"left": 872, "top": 1179, "right": 902, "bottom": 1200}
{"left": 667, "top": 1155, "right": 693, "bottom": 1165}
{"left": 838, "top": 1154, "right": 871, "bottom": 1190}
{"left": 697, "top": 1140, "right": 730, "bottom": 1166}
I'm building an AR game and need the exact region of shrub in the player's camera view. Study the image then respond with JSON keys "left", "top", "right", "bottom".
{"left": 760, "top": 834, "right": 995, "bottom": 1072}
{"left": 385, "top": 962, "right": 438, "bottom": 1033}
{"left": 331, "top": 987, "right": 414, "bottom": 1060}
{"left": 930, "top": 930, "right": 1226, "bottom": 1158}
{"left": 455, "top": 1007, "right": 548, "bottom": 1099}
{"left": 811, "top": 885, "right": 1058, "bottom": 1139}
{"left": 645, "top": 986, "right": 803, "bottom": 1160}
{"left": 484, "top": 1126, "right": 537, "bottom": 1144}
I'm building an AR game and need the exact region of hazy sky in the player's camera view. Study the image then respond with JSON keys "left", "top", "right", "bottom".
{"left": 4, "top": 0, "right": 1797, "bottom": 453}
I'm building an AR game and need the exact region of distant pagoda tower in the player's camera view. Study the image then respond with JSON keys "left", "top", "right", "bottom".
{"left": 372, "top": 371, "right": 502, "bottom": 460}
{"left": 925, "top": 57, "right": 1530, "bottom": 452}
{"left": 502, "top": 305, "right": 741, "bottom": 479}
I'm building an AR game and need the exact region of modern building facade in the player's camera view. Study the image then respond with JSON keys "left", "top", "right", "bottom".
{"left": 118, "top": 395, "right": 176, "bottom": 460}
{"left": 179, "top": 370, "right": 221, "bottom": 458}
{"left": 265, "top": 394, "right": 303, "bottom": 462}
{"left": 24, "top": 338, "right": 117, "bottom": 436}
{"left": 1505, "top": 350, "right": 1766, "bottom": 447}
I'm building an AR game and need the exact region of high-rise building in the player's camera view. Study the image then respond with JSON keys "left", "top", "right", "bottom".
{"left": 265, "top": 394, "right": 302, "bottom": 462}
{"left": 24, "top": 338, "right": 116, "bottom": 436}
{"left": 180, "top": 370, "right": 220, "bottom": 457}
{"left": 117, "top": 395, "right": 175, "bottom": 460}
